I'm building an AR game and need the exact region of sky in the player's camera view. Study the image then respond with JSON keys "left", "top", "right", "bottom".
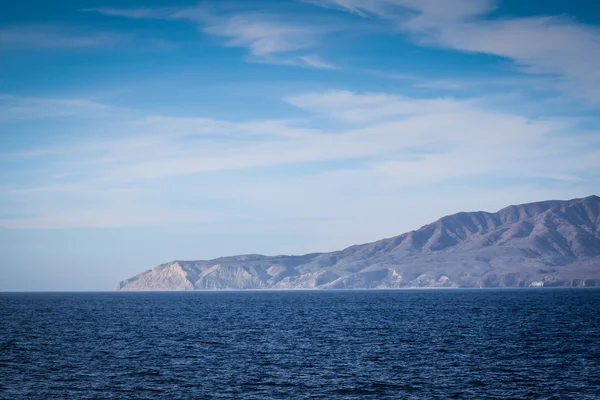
{"left": 1, "top": 0, "right": 599, "bottom": 291}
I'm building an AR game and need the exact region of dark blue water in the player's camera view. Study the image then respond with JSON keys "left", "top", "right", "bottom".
{"left": 1, "top": 290, "right": 600, "bottom": 399}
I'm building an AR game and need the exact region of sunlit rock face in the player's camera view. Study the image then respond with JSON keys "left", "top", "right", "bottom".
{"left": 117, "top": 196, "right": 600, "bottom": 290}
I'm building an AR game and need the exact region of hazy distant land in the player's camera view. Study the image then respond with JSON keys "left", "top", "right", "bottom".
{"left": 117, "top": 196, "right": 600, "bottom": 290}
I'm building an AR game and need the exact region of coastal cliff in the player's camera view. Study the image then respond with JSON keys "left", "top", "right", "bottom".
{"left": 117, "top": 196, "right": 600, "bottom": 290}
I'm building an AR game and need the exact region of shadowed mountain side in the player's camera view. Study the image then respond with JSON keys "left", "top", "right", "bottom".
{"left": 117, "top": 196, "right": 600, "bottom": 290}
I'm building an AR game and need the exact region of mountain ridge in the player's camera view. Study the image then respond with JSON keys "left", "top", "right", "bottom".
{"left": 117, "top": 195, "right": 600, "bottom": 290}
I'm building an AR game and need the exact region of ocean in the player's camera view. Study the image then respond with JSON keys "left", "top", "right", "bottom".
{"left": 1, "top": 289, "right": 599, "bottom": 399}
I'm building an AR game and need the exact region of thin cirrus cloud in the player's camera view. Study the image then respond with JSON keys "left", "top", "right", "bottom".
{"left": 285, "top": 90, "right": 471, "bottom": 123}
{"left": 0, "top": 25, "right": 130, "bottom": 49}
{"left": 306, "top": 0, "right": 600, "bottom": 106}
{"left": 2, "top": 89, "right": 597, "bottom": 230}
{"left": 88, "top": 6, "right": 341, "bottom": 69}
{"left": 0, "top": 94, "right": 115, "bottom": 120}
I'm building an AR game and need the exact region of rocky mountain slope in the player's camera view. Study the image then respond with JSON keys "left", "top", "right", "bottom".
{"left": 117, "top": 195, "right": 600, "bottom": 290}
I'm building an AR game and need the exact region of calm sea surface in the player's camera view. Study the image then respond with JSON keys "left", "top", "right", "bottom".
{"left": 1, "top": 289, "right": 599, "bottom": 399}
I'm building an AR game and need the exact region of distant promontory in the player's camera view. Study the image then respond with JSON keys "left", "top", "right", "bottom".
{"left": 117, "top": 196, "right": 600, "bottom": 290}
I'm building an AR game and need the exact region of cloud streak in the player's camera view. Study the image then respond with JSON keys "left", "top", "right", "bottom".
{"left": 89, "top": 6, "right": 341, "bottom": 69}
{"left": 0, "top": 25, "right": 130, "bottom": 49}
{"left": 201, "top": 13, "right": 327, "bottom": 56}
{"left": 2, "top": 89, "right": 598, "bottom": 229}
{"left": 0, "top": 94, "right": 116, "bottom": 120}
{"left": 307, "top": 0, "right": 600, "bottom": 106}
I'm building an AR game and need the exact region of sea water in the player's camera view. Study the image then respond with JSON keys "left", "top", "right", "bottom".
{"left": 1, "top": 289, "right": 599, "bottom": 399}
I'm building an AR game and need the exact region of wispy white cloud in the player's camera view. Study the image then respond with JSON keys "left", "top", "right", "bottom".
{"left": 297, "top": 54, "right": 339, "bottom": 70}
{"left": 415, "top": 80, "right": 467, "bottom": 90}
{"left": 2, "top": 88, "right": 597, "bottom": 230}
{"left": 285, "top": 89, "right": 470, "bottom": 123}
{"left": 250, "top": 53, "right": 339, "bottom": 69}
{"left": 307, "top": 0, "right": 600, "bottom": 106}
{"left": 200, "top": 12, "right": 328, "bottom": 56}
{"left": 0, "top": 25, "right": 130, "bottom": 49}
{"left": 89, "top": 6, "right": 341, "bottom": 69}
{"left": 304, "top": 0, "right": 492, "bottom": 23}
{"left": 84, "top": 7, "right": 171, "bottom": 19}
{"left": 0, "top": 94, "right": 116, "bottom": 120}
{"left": 130, "top": 115, "right": 318, "bottom": 139}
{"left": 0, "top": 210, "right": 219, "bottom": 229}
{"left": 368, "top": 70, "right": 414, "bottom": 81}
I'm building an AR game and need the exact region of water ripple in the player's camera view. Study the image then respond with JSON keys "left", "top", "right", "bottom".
{"left": 1, "top": 289, "right": 599, "bottom": 399}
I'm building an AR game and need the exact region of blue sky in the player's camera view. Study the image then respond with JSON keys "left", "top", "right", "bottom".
{"left": 1, "top": 0, "right": 599, "bottom": 290}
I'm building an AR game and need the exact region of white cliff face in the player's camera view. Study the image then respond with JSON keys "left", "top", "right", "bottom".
{"left": 117, "top": 196, "right": 600, "bottom": 290}
{"left": 116, "top": 262, "right": 195, "bottom": 291}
